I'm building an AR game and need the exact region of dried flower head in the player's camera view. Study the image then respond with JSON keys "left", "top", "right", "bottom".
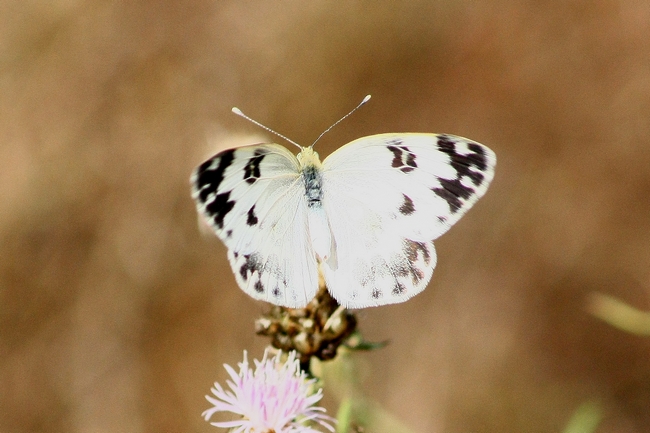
{"left": 203, "top": 349, "right": 335, "bottom": 433}
{"left": 256, "top": 281, "right": 357, "bottom": 365}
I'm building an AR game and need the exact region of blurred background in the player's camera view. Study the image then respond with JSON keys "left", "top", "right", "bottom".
{"left": 2, "top": 1, "right": 650, "bottom": 432}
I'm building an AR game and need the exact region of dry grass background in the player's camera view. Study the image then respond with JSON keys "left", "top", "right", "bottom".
{"left": 2, "top": 1, "right": 650, "bottom": 432}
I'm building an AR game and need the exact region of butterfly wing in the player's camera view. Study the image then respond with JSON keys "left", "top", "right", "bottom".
{"left": 320, "top": 133, "right": 496, "bottom": 308}
{"left": 191, "top": 144, "right": 319, "bottom": 307}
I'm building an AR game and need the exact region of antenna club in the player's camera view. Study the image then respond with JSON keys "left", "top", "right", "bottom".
{"left": 362, "top": 95, "right": 372, "bottom": 103}
{"left": 232, "top": 107, "right": 243, "bottom": 115}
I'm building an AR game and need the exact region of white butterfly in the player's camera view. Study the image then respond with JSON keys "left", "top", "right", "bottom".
{"left": 191, "top": 96, "right": 496, "bottom": 309}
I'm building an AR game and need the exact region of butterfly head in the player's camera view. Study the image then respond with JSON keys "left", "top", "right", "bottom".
{"left": 296, "top": 146, "right": 322, "bottom": 168}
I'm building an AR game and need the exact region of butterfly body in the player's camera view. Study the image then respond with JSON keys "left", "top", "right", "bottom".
{"left": 192, "top": 133, "right": 495, "bottom": 309}
{"left": 297, "top": 148, "right": 332, "bottom": 260}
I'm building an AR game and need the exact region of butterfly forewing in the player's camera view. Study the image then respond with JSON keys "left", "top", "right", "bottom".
{"left": 191, "top": 144, "right": 319, "bottom": 307}
{"left": 320, "top": 133, "right": 495, "bottom": 308}
{"left": 323, "top": 133, "right": 496, "bottom": 236}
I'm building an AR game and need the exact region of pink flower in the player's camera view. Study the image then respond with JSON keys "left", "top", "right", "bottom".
{"left": 203, "top": 349, "right": 335, "bottom": 433}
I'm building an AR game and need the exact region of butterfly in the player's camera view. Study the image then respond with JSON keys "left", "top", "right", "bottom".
{"left": 191, "top": 96, "right": 496, "bottom": 309}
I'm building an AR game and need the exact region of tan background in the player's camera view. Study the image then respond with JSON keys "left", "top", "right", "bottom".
{"left": 2, "top": 1, "right": 650, "bottom": 432}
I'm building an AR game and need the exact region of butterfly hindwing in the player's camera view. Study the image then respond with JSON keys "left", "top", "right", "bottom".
{"left": 320, "top": 133, "right": 496, "bottom": 308}
{"left": 191, "top": 144, "right": 319, "bottom": 307}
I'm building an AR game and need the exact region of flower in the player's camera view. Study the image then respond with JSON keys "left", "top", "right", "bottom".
{"left": 202, "top": 348, "right": 336, "bottom": 433}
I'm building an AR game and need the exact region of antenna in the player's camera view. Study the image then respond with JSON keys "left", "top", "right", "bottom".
{"left": 231, "top": 94, "right": 372, "bottom": 150}
{"left": 231, "top": 107, "right": 302, "bottom": 150}
{"left": 309, "top": 94, "right": 371, "bottom": 148}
